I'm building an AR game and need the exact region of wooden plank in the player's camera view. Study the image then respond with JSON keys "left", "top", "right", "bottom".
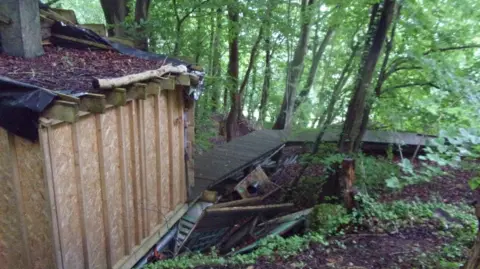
{"left": 146, "top": 81, "right": 162, "bottom": 96}
{"left": 95, "top": 114, "right": 113, "bottom": 268}
{"left": 71, "top": 122, "right": 91, "bottom": 269}
{"left": 42, "top": 100, "right": 79, "bottom": 123}
{"left": 50, "top": 8, "right": 78, "bottom": 24}
{"left": 123, "top": 102, "right": 137, "bottom": 248}
{"left": 127, "top": 101, "right": 142, "bottom": 245}
{"left": 39, "top": 127, "right": 64, "bottom": 269}
{"left": 167, "top": 90, "right": 181, "bottom": 208}
{"left": 105, "top": 88, "right": 127, "bottom": 107}
{"left": 116, "top": 106, "right": 133, "bottom": 255}
{"left": 79, "top": 93, "right": 107, "bottom": 114}
{"left": 49, "top": 124, "right": 85, "bottom": 269}
{"left": 127, "top": 83, "right": 147, "bottom": 100}
{"left": 80, "top": 24, "right": 107, "bottom": 36}
{"left": 143, "top": 97, "right": 159, "bottom": 231}
{"left": 155, "top": 78, "right": 175, "bottom": 90}
{"left": 0, "top": 129, "right": 29, "bottom": 269}
{"left": 158, "top": 93, "right": 171, "bottom": 214}
{"left": 99, "top": 109, "right": 126, "bottom": 265}
{"left": 75, "top": 116, "right": 108, "bottom": 269}
{"left": 137, "top": 100, "right": 148, "bottom": 238}
{"left": 13, "top": 134, "right": 57, "bottom": 269}
{"left": 166, "top": 91, "right": 176, "bottom": 210}
{"left": 177, "top": 90, "right": 186, "bottom": 203}
{"left": 175, "top": 74, "right": 190, "bottom": 86}
{"left": 154, "top": 95, "right": 164, "bottom": 224}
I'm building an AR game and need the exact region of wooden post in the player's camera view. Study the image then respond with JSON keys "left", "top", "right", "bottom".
{"left": 0, "top": 0, "right": 44, "bottom": 57}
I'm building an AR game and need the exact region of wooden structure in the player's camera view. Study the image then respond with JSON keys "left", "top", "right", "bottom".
{"left": 0, "top": 75, "right": 197, "bottom": 269}
{"left": 190, "top": 130, "right": 288, "bottom": 201}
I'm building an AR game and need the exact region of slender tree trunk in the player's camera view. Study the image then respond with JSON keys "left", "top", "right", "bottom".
{"left": 247, "top": 65, "right": 257, "bottom": 120}
{"left": 134, "top": 0, "right": 152, "bottom": 50}
{"left": 225, "top": 3, "right": 240, "bottom": 142}
{"left": 100, "top": 0, "right": 128, "bottom": 37}
{"left": 273, "top": 0, "right": 315, "bottom": 130}
{"left": 294, "top": 27, "right": 335, "bottom": 113}
{"left": 211, "top": 8, "right": 222, "bottom": 113}
{"left": 338, "top": 0, "right": 396, "bottom": 153}
{"left": 258, "top": 36, "right": 272, "bottom": 125}
{"left": 354, "top": 3, "right": 401, "bottom": 150}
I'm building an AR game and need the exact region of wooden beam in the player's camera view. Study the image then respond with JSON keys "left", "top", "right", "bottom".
{"left": 79, "top": 93, "right": 107, "bottom": 113}
{"left": 104, "top": 88, "right": 127, "bottom": 106}
{"left": 146, "top": 82, "right": 161, "bottom": 96}
{"left": 153, "top": 78, "right": 175, "bottom": 91}
{"left": 175, "top": 74, "right": 190, "bottom": 86}
{"left": 42, "top": 100, "right": 79, "bottom": 123}
{"left": 127, "top": 83, "right": 147, "bottom": 100}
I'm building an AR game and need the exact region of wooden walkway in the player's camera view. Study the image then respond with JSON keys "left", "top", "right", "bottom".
{"left": 189, "top": 130, "right": 288, "bottom": 201}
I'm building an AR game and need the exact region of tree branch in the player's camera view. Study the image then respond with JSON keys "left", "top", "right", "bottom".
{"left": 423, "top": 44, "right": 480, "bottom": 56}
{"left": 382, "top": 82, "right": 439, "bottom": 94}
{"left": 180, "top": 0, "right": 211, "bottom": 24}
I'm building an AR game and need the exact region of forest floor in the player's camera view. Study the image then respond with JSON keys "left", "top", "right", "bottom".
{"left": 189, "top": 148, "right": 479, "bottom": 269}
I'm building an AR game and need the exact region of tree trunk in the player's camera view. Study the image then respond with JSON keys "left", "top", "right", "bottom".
{"left": 258, "top": 36, "right": 271, "bottom": 125}
{"left": 338, "top": 0, "right": 396, "bottom": 153}
{"left": 247, "top": 65, "right": 257, "bottom": 120}
{"left": 294, "top": 27, "right": 335, "bottom": 113}
{"left": 225, "top": 3, "right": 240, "bottom": 142}
{"left": 210, "top": 8, "right": 222, "bottom": 113}
{"left": 272, "top": 0, "right": 315, "bottom": 130}
{"left": 100, "top": 0, "right": 128, "bottom": 37}
{"left": 355, "top": 4, "right": 402, "bottom": 150}
{"left": 134, "top": 0, "right": 152, "bottom": 50}
{"left": 463, "top": 204, "right": 480, "bottom": 269}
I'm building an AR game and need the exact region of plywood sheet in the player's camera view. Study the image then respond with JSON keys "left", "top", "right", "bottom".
{"left": 122, "top": 103, "right": 136, "bottom": 250}
{"left": 49, "top": 124, "right": 85, "bottom": 269}
{"left": 167, "top": 91, "right": 181, "bottom": 208}
{"left": 14, "top": 136, "right": 55, "bottom": 269}
{"left": 100, "top": 109, "right": 125, "bottom": 265}
{"left": 127, "top": 101, "right": 142, "bottom": 245}
{"left": 158, "top": 92, "right": 171, "bottom": 213}
{"left": 176, "top": 90, "right": 186, "bottom": 203}
{"left": 76, "top": 116, "right": 108, "bottom": 269}
{"left": 0, "top": 129, "right": 28, "bottom": 269}
{"left": 143, "top": 97, "right": 159, "bottom": 230}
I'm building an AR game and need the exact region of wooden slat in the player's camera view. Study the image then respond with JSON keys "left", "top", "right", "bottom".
{"left": 42, "top": 100, "right": 79, "bottom": 122}
{"left": 127, "top": 83, "right": 147, "bottom": 100}
{"left": 79, "top": 93, "right": 106, "bottom": 113}
{"left": 105, "top": 88, "right": 127, "bottom": 107}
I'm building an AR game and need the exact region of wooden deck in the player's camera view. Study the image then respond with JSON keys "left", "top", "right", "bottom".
{"left": 189, "top": 130, "right": 288, "bottom": 201}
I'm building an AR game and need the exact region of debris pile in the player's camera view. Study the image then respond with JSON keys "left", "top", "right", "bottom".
{"left": 133, "top": 145, "right": 312, "bottom": 268}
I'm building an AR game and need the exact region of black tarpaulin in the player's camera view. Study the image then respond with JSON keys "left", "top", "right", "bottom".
{"left": 0, "top": 76, "right": 57, "bottom": 141}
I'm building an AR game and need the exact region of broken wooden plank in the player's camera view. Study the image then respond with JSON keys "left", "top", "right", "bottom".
{"left": 211, "top": 197, "right": 264, "bottom": 209}
{"left": 79, "top": 93, "right": 106, "bottom": 113}
{"left": 42, "top": 100, "right": 79, "bottom": 123}
{"left": 234, "top": 166, "right": 278, "bottom": 199}
{"left": 127, "top": 83, "right": 147, "bottom": 100}
{"left": 104, "top": 88, "right": 127, "bottom": 106}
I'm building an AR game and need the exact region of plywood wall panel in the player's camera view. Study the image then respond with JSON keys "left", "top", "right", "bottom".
{"left": 0, "top": 129, "right": 29, "bottom": 269}
{"left": 143, "top": 97, "right": 159, "bottom": 230}
{"left": 175, "top": 90, "right": 186, "bottom": 203}
{"left": 14, "top": 135, "right": 55, "bottom": 269}
{"left": 159, "top": 93, "right": 171, "bottom": 212}
{"left": 121, "top": 104, "right": 136, "bottom": 251}
{"left": 76, "top": 116, "right": 108, "bottom": 269}
{"left": 49, "top": 124, "right": 85, "bottom": 269}
{"left": 100, "top": 109, "right": 125, "bottom": 265}
{"left": 126, "top": 101, "right": 142, "bottom": 245}
{"left": 167, "top": 90, "right": 181, "bottom": 208}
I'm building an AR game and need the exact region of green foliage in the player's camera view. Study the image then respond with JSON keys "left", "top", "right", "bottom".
{"left": 310, "top": 203, "right": 352, "bottom": 235}
{"left": 355, "top": 154, "right": 401, "bottom": 191}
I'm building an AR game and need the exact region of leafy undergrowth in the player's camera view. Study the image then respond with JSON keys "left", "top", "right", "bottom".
{"left": 147, "top": 149, "right": 479, "bottom": 269}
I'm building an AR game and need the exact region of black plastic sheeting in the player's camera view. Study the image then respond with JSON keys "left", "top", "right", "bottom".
{"left": 0, "top": 76, "right": 57, "bottom": 141}
{"left": 0, "top": 20, "right": 205, "bottom": 142}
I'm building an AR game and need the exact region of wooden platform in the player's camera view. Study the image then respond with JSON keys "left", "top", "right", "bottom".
{"left": 189, "top": 130, "right": 288, "bottom": 201}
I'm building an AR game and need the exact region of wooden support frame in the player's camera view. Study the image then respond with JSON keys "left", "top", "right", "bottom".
{"left": 127, "top": 83, "right": 147, "bottom": 100}
{"left": 175, "top": 74, "right": 190, "bottom": 87}
{"left": 105, "top": 88, "right": 127, "bottom": 107}
{"left": 146, "top": 82, "right": 161, "bottom": 96}
{"left": 42, "top": 100, "right": 79, "bottom": 123}
{"left": 79, "top": 93, "right": 107, "bottom": 113}
{"left": 154, "top": 78, "right": 175, "bottom": 91}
